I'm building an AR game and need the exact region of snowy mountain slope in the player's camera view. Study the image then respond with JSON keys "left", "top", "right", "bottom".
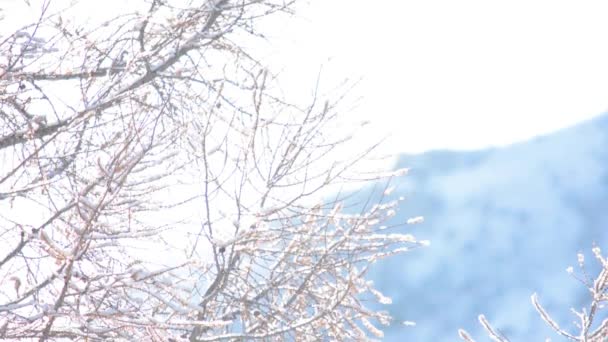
{"left": 369, "top": 114, "right": 608, "bottom": 341}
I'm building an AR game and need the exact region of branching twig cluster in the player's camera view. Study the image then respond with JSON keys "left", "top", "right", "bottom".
{"left": 459, "top": 247, "right": 608, "bottom": 342}
{"left": 0, "top": 1, "right": 422, "bottom": 340}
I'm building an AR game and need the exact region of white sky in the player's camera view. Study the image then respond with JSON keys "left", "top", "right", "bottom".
{"left": 4, "top": 0, "right": 608, "bottom": 156}
{"left": 267, "top": 0, "right": 608, "bottom": 154}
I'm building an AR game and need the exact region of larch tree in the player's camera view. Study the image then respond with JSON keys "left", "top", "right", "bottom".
{"left": 0, "top": 1, "right": 424, "bottom": 340}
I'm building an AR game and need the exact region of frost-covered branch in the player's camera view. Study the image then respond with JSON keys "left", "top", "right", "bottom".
{"left": 459, "top": 247, "right": 608, "bottom": 342}
{"left": 0, "top": 0, "right": 422, "bottom": 340}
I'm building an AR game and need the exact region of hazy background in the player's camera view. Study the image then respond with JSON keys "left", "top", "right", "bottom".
{"left": 264, "top": 1, "right": 608, "bottom": 340}
{"left": 368, "top": 114, "right": 608, "bottom": 340}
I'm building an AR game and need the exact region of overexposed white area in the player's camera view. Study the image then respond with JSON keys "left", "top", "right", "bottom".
{"left": 5, "top": 0, "right": 608, "bottom": 155}
{"left": 265, "top": 0, "right": 608, "bottom": 154}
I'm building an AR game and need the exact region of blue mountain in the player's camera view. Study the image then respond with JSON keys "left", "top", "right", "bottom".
{"left": 369, "top": 114, "right": 608, "bottom": 341}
